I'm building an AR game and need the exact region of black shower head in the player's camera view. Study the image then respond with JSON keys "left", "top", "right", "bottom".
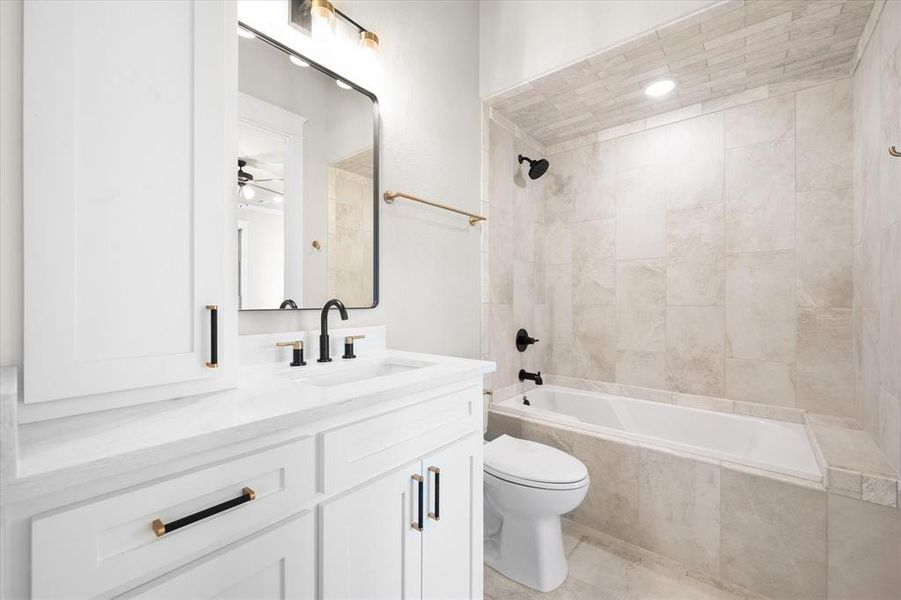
{"left": 518, "top": 154, "right": 549, "bottom": 180}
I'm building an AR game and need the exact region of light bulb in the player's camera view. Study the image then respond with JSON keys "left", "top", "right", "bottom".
{"left": 289, "top": 55, "right": 309, "bottom": 68}
{"left": 645, "top": 79, "right": 675, "bottom": 98}
{"left": 310, "top": 0, "right": 336, "bottom": 43}
{"left": 359, "top": 31, "right": 379, "bottom": 59}
{"left": 240, "top": 185, "right": 255, "bottom": 200}
{"left": 237, "top": 25, "right": 256, "bottom": 39}
{"left": 336, "top": 80, "right": 352, "bottom": 90}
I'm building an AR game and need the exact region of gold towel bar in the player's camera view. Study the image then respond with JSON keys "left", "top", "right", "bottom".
{"left": 383, "top": 190, "right": 486, "bottom": 226}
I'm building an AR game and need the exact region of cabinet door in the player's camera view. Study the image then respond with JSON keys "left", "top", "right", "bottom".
{"left": 422, "top": 434, "right": 484, "bottom": 600}
{"left": 124, "top": 513, "right": 314, "bottom": 600}
{"left": 23, "top": 0, "right": 237, "bottom": 407}
{"left": 320, "top": 462, "right": 423, "bottom": 599}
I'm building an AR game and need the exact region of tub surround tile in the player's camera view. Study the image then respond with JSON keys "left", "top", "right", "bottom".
{"left": 638, "top": 447, "right": 721, "bottom": 576}
{"left": 724, "top": 359, "right": 797, "bottom": 408}
{"left": 827, "top": 494, "right": 901, "bottom": 600}
{"left": 826, "top": 467, "right": 862, "bottom": 499}
{"left": 731, "top": 400, "right": 804, "bottom": 424}
{"left": 796, "top": 308, "right": 855, "bottom": 418}
{"left": 861, "top": 474, "right": 898, "bottom": 508}
{"left": 796, "top": 78, "right": 853, "bottom": 193}
{"left": 666, "top": 307, "right": 726, "bottom": 396}
{"left": 572, "top": 305, "right": 617, "bottom": 381}
{"left": 675, "top": 393, "right": 734, "bottom": 413}
{"left": 615, "top": 351, "right": 668, "bottom": 391}
{"left": 616, "top": 260, "right": 666, "bottom": 352}
{"left": 797, "top": 186, "right": 854, "bottom": 309}
{"left": 572, "top": 219, "right": 616, "bottom": 306}
{"left": 724, "top": 93, "right": 795, "bottom": 149}
{"left": 666, "top": 257, "right": 725, "bottom": 306}
{"left": 570, "top": 432, "right": 640, "bottom": 544}
{"left": 724, "top": 137, "right": 795, "bottom": 254}
{"left": 725, "top": 251, "right": 796, "bottom": 363}
{"left": 810, "top": 421, "right": 899, "bottom": 479}
{"left": 615, "top": 165, "right": 667, "bottom": 260}
{"left": 486, "top": 411, "right": 521, "bottom": 441}
{"left": 520, "top": 419, "right": 576, "bottom": 455}
{"left": 719, "top": 465, "right": 827, "bottom": 600}
{"left": 665, "top": 112, "right": 725, "bottom": 210}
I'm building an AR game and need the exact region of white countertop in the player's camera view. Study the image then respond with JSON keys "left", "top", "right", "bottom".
{"left": 1, "top": 349, "right": 494, "bottom": 501}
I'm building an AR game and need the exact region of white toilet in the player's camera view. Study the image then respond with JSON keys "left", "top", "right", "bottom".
{"left": 483, "top": 434, "right": 590, "bottom": 592}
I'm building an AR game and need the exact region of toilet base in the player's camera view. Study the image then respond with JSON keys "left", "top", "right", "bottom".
{"left": 484, "top": 504, "right": 569, "bottom": 593}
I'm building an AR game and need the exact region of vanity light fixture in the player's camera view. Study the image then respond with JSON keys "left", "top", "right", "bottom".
{"left": 645, "top": 79, "right": 675, "bottom": 98}
{"left": 237, "top": 25, "right": 256, "bottom": 39}
{"left": 359, "top": 31, "right": 379, "bottom": 57}
{"left": 311, "top": 0, "right": 337, "bottom": 42}
{"left": 289, "top": 55, "right": 310, "bottom": 68}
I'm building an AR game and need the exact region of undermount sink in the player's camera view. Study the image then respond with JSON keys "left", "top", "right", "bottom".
{"left": 286, "top": 357, "right": 435, "bottom": 387}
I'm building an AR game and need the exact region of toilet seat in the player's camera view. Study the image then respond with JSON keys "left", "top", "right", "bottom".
{"left": 484, "top": 435, "right": 589, "bottom": 490}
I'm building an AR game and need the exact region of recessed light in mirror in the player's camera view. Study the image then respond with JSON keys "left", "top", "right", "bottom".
{"left": 336, "top": 80, "right": 352, "bottom": 90}
{"left": 237, "top": 26, "right": 256, "bottom": 39}
{"left": 645, "top": 79, "right": 675, "bottom": 97}
{"left": 289, "top": 55, "right": 309, "bottom": 68}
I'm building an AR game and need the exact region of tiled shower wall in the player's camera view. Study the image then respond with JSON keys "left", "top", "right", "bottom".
{"left": 484, "top": 76, "right": 860, "bottom": 419}
{"left": 853, "top": 1, "right": 900, "bottom": 473}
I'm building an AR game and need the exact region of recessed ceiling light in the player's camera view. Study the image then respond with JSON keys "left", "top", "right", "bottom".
{"left": 237, "top": 26, "right": 256, "bottom": 39}
{"left": 336, "top": 80, "right": 352, "bottom": 90}
{"left": 645, "top": 79, "right": 675, "bottom": 98}
{"left": 289, "top": 55, "right": 309, "bottom": 68}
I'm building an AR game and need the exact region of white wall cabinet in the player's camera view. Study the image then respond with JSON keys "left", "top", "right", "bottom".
{"left": 23, "top": 0, "right": 237, "bottom": 410}
{"left": 320, "top": 433, "right": 483, "bottom": 600}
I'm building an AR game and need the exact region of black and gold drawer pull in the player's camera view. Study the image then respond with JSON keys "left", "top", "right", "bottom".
{"left": 411, "top": 474, "right": 424, "bottom": 531}
{"left": 206, "top": 304, "right": 218, "bottom": 368}
{"left": 151, "top": 487, "right": 256, "bottom": 537}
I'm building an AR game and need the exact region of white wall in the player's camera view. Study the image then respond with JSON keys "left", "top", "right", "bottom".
{"left": 230, "top": 0, "right": 484, "bottom": 359}
{"left": 479, "top": 0, "right": 715, "bottom": 98}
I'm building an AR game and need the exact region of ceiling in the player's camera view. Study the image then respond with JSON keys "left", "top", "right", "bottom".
{"left": 487, "top": 0, "right": 877, "bottom": 146}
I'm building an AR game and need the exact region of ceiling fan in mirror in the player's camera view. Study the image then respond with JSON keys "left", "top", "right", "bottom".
{"left": 237, "top": 158, "right": 284, "bottom": 202}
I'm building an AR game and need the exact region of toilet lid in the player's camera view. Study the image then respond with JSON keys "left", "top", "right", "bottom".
{"left": 484, "top": 435, "right": 588, "bottom": 488}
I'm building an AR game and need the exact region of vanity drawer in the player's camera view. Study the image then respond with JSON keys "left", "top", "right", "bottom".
{"left": 321, "top": 384, "right": 481, "bottom": 493}
{"left": 31, "top": 437, "right": 316, "bottom": 600}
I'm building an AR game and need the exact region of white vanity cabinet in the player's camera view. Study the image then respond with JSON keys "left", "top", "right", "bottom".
{"left": 125, "top": 513, "right": 315, "bottom": 600}
{"left": 320, "top": 434, "right": 483, "bottom": 600}
{"left": 22, "top": 0, "right": 237, "bottom": 411}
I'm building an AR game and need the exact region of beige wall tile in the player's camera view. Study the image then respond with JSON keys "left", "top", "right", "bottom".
{"left": 797, "top": 186, "right": 854, "bottom": 308}
{"left": 666, "top": 257, "right": 725, "bottom": 306}
{"left": 486, "top": 411, "right": 521, "bottom": 441}
{"left": 827, "top": 494, "right": 901, "bottom": 600}
{"left": 725, "top": 358, "right": 797, "bottom": 407}
{"left": 572, "top": 305, "right": 617, "bottom": 381}
{"left": 616, "top": 164, "right": 667, "bottom": 259}
{"left": 615, "top": 350, "right": 668, "bottom": 389}
{"left": 879, "top": 223, "right": 901, "bottom": 398}
{"left": 666, "top": 203, "right": 725, "bottom": 261}
{"left": 569, "top": 432, "right": 640, "bottom": 544}
{"left": 616, "top": 259, "right": 666, "bottom": 352}
{"left": 665, "top": 112, "right": 725, "bottom": 209}
{"left": 877, "top": 389, "right": 901, "bottom": 475}
{"left": 720, "top": 466, "right": 827, "bottom": 600}
{"left": 666, "top": 306, "right": 725, "bottom": 395}
{"left": 725, "top": 137, "right": 796, "bottom": 253}
{"left": 726, "top": 251, "right": 796, "bottom": 362}
{"left": 638, "top": 447, "right": 721, "bottom": 575}
{"left": 572, "top": 219, "right": 616, "bottom": 306}
{"left": 614, "top": 127, "right": 666, "bottom": 171}
{"left": 489, "top": 223, "right": 514, "bottom": 304}
{"left": 797, "top": 307, "right": 855, "bottom": 418}
{"left": 520, "top": 419, "right": 576, "bottom": 455}
{"left": 546, "top": 263, "right": 573, "bottom": 341}
{"left": 724, "top": 92, "right": 795, "bottom": 149}
{"left": 797, "top": 77, "right": 853, "bottom": 192}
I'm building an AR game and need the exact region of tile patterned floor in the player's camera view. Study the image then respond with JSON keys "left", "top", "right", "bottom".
{"left": 485, "top": 523, "right": 760, "bottom": 600}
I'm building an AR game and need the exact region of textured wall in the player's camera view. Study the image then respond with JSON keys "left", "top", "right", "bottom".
{"left": 486, "top": 77, "right": 859, "bottom": 419}
{"left": 853, "top": 1, "right": 901, "bottom": 473}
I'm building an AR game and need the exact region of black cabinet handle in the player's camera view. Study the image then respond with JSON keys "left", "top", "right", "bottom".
{"left": 411, "top": 474, "right": 424, "bottom": 531}
{"left": 151, "top": 487, "right": 255, "bottom": 537}
{"left": 206, "top": 304, "right": 218, "bottom": 368}
{"left": 428, "top": 466, "right": 440, "bottom": 521}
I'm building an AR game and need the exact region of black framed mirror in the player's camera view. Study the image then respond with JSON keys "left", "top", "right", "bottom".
{"left": 237, "top": 23, "right": 378, "bottom": 311}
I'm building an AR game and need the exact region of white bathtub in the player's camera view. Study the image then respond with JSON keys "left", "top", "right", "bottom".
{"left": 494, "top": 386, "right": 822, "bottom": 482}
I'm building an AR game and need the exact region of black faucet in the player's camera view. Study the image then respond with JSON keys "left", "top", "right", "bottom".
{"left": 318, "top": 298, "right": 349, "bottom": 362}
{"left": 519, "top": 369, "right": 543, "bottom": 385}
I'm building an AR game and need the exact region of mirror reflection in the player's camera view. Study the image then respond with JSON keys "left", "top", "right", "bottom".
{"left": 237, "top": 30, "right": 377, "bottom": 310}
